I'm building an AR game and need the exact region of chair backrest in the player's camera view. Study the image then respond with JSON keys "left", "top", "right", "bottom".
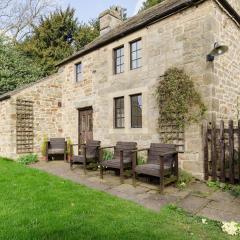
{"left": 49, "top": 138, "right": 65, "bottom": 149}
{"left": 148, "top": 143, "right": 176, "bottom": 164}
{"left": 114, "top": 142, "right": 137, "bottom": 159}
{"left": 85, "top": 140, "right": 101, "bottom": 156}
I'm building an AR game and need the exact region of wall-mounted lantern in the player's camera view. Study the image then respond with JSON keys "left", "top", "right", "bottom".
{"left": 206, "top": 42, "right": 228, "bottom": 62}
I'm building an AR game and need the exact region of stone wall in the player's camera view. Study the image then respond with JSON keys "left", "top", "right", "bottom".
{"left": 60, "top": 0, "right": 217, "bottom": 179}
{"left": 210, "top": 1, "right": 240, "bottom": 124}
{"left": 0, "top": 73, "right": 63, "bottom": 159}
{"left": 0, "top": 99, "right": 14, "bottom": 158}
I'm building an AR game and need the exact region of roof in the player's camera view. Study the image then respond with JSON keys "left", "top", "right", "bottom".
{"left": 56, "top": 0, "right": 240, "bottom": 67}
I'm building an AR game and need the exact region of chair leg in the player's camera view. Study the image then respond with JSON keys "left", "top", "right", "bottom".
{"left": 70, "top": 161, "right": 73, "bottom": 170}
{"left": 132, "top": 171, "right": 136, "bottom": 187}
{"left": 100, "top": 165, "right": 103, "bottom": 179}
{"left": 83, "top": 163, "right": 87, "bottom": 175}
{"left": 159, "top": 178, "right": 164, "bottom": 193}
{"left": 120, "top": 167, "right": 124, "bottom": 184}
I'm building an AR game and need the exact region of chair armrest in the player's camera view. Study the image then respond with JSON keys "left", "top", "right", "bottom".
{"left": 100, "top": 146, "right": 115, "bottom": 150}
{"left": 160, "top": 151, "right": 178, "bottom": 157}
{"left": 131, "top": 148, "right": 149, "bottom": 153}
{"left": 71, "top": 143, "right": 86, "bottom": 146}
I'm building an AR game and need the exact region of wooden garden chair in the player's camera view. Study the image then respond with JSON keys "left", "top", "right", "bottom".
{"left": 100, "top": 142, "right": 137, "bottom": 183}
{"left": 132, "top": 143, "right": 178, "bottom": 192}
{"left": 47, "top": 138, "right": 67, "bottom": 161}
{"left": 70, "top": 140, "right": 101, "bottom": 173}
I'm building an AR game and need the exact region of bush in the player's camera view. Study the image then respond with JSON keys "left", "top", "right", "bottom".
{"left": 41, "top": 135, "right": 48, "bottom": 157}
{"left": 17, "top": 154, "right": 38, "bottom": 165}
{"left": 103, "top": 149, "right": 113, "bottom": 160}
{"left": 177, "top": 170, "right": 194, "bottom": 189}
{"left": 67, "top": 138, "right": 73, "bottom": 155}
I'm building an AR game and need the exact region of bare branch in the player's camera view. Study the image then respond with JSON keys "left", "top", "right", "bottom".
{"left": 0, "top": 0, "right": 57, "bottom": 41}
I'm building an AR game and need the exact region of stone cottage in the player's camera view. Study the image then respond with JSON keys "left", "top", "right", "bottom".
{"left": 0, "top": 0, "right": 239, "bottom": 179}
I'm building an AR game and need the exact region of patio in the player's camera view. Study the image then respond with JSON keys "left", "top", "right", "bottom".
{"left": 32, "top": 161, "right": 240, "bottom": 223}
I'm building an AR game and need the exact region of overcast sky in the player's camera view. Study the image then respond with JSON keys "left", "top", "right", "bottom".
{"left": 59, "top": 0, "right": 145, "bottom": 22}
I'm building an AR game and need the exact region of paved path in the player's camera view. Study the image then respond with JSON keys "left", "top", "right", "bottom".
{"left": 31, "top": 161, "right": 240, "bottom": 223}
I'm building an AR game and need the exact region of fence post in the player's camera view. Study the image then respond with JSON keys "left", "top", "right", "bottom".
{"left": 220, "top": 120, "right": 225, "bottom": 182}
{"left": 211, "top": 121, "right": 217, "bottom": 181}
{"left": 203, "top": 121, "right": 209, "bottom": 181}
{"left": 229, "top": 120, "right": 234, "bottom": 184}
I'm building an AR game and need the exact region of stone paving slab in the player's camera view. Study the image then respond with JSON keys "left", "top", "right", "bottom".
{"left": 31, "top": 161, "right": 240, "bottom": 223}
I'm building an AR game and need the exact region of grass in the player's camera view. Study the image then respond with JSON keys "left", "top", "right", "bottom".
{"left": 0, "top": 158, "right": 238, "bottom": 240}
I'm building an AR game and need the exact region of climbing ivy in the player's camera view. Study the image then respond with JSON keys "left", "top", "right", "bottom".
{"left": 156, "top": 68, "right": 207, "bottom": 131}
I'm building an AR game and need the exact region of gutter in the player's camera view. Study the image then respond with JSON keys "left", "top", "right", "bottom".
{"left": 215, "top": 0, "right": 240, "bottom": 26}
{"left": 56, "top": 0, "right": 205, "bottom": 67}
{"left": 0, "top": 95, "right": 11, "bottom": 102}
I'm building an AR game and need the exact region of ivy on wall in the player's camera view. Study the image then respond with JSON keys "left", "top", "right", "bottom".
{"left": 156, "top": 68, "right": 207, "bottom": 136}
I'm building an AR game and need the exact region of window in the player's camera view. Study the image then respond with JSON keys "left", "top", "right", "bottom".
{"left": 130, "top": 39, "right": 142, "bottom": 70}
{"left": 114, "top": 46, "right": 124, "bottom": 74}
{"left": 131, "top": 94, "right": 142, "bottom": 128}
{"left": 76, "top": 63, "right": 82, "bottom": 82}
{"left": 114, "top": 97, "right": 124, "bottom": 128}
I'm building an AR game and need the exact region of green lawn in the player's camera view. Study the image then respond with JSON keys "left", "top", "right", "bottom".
{"left": 0, "top": 158, "right": 237, "bottom": 240}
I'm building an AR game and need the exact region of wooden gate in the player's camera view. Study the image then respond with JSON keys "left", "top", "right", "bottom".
{"left": 203, "top": 120, "right": 240, "bottom": 184}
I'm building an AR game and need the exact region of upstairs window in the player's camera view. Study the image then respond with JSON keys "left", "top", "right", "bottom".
{"left": 131, "top": 94, "right": 142, "bottom": 128}
{"left": 114, "top": 46, "right": 124, "bottom": 74}
{"left": 76, "top": 63, "right": 82, "bottom": 82}
{"left": 114, "top": 97, "right": 124, "bottom": 128}
{"left": 130, "top": 39, "right": 142, "bottom": 70}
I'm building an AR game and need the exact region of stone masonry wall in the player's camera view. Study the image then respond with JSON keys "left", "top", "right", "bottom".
{"left": 0, "top": 99, "right": 14, "bottom": 158}
{"left": 0, "top": 73, "right": 63, "bottom": 159}
{"left": 210, "top": 1, "right": 240, "bottom": 124}
{"left": 60, "top": 0, "right": 219, "bottom": 179}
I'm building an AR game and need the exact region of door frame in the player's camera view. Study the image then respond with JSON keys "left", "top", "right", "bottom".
{"left": 78, "top": 106, "right": 93, "bottom": 148}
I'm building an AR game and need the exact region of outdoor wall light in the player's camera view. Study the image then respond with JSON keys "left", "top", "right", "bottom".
{"left": 206, "top": 42, "right": 228, "bottom": 62}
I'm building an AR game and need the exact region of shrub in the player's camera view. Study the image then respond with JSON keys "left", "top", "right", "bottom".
{"left": 67, "top": 139, "right": 73, "bottom": 156}
{"left": 103, "top": 149, "right": 113, "bottom": 160}
{"left": 17, "top": 154, "right": 38, "bottom": 165}
{"left": 41, "top": 135, "right": 48, "bottom": 157}
{"left": 177, "top": 170, "right": 194, "bottom": 189}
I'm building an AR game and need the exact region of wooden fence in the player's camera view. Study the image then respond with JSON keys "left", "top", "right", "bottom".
{"left": 203, "top": 120, "right": 240, "bottom": 184}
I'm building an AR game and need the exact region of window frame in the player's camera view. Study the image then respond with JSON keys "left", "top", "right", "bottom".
{"left": 114, "top": 46, "right": 124, "bottom": 74}
{"left": 130, "top": 94, "right": 142, "bottom": 128}
{"left": 114, "top": 97, "right": 125, "bottom": 129}
{"left": 130, "top": 38, "right": 142, "bottom": 70}
{"left": 75, "top": 62, "right": 82, "bottom": 82}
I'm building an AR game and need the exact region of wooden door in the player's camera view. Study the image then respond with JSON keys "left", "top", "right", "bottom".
{"left": 78, "top": 108, "right": 93, "bottom": 145}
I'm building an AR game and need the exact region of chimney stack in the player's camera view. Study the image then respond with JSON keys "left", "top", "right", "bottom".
{"left": 99, "top": 6, "right": 124, "bottom": 36}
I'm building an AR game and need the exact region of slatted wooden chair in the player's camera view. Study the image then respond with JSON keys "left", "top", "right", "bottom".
{"left": 47, "top": 138, "right": 67, "bottom": 161}
{"left": 100, "top": 142, "right": 137, "bottom": 183}
{"left": 132, "top": 143, "right": 178, "bottom": 192}
{"left": 70, "top": 140, "right": 101, "bottom": 173}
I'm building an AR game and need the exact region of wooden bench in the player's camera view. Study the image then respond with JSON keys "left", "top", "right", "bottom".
{"left": 70, "top": 140, "right": 101, "bottom": 173}
{"left": 100, "top": 142, "right": 137, "bottom": 183}
{"left": 47, "top": 138, "right": 67, "bottom": 161}
{"left": 132, "top": 143, "right": 178, "bottom": 192}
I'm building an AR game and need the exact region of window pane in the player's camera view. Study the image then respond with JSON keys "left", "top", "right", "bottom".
{"left": 76, "top": 63, "right": 82, "bottom": 82}
{"left": 130, "top": 39, "right": 142, "bottom": 70}
{"left": 131, "top": 94, "right": 142, "bottom": 128}
{"left": 114, "top": 46, "right": 124, "bottom": 74}
{"left": 115, "top": 97, "right": 124, "bottom": 128}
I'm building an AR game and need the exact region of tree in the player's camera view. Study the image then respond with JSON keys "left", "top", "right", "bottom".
{"left": 19, "top": 7, "right": 100, "bottom": 76}
{"left": 139, "top": 0, "right": 165, "bottom": 12}
{"left": 0, "top": 0, "right": 56, "bottom": 42}
{"left": 0, "top": 35, "right": 43, "bottom": 95}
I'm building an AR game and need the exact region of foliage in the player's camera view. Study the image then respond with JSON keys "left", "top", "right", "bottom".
{"left": 139, "top": 0, "right": 165, "bottom": 12}
{"left": 18, "top": 7, "right": 100, "bottom": 76}
{"left": 103, "top": 149, "right": 113, "bottom": 161}
{"left": 137, "top": 154, "right": 146, "bottom": 165}
{"left": 0, "top": 35, "right": 44, "bottom": 95}
{"left": 207, "top": 181, "right": 240, "bottom": 197}
{"left": 177, "top": 170, "right": 194, "bottom": 189}
{"left": 221, "top": 221, "right": 240, "bottom": 236}
{"left": 41, "top": 135, "right": 48, "bottom": 157}
{"left": 17, "top": 154, "right": 38, "bottom": 165}
{"left": 0, "top": 158, "right": 237, "bottom": 240}
{"left": 67, "top": 139, "right": 73, "bottom": 155}
{"left": 156, "top": 68, "right": 207, "bottom": 132}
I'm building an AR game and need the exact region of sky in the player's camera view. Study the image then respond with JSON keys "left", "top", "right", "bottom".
{"left": 59, "top": 0, "right": 145, "bottom": 23}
